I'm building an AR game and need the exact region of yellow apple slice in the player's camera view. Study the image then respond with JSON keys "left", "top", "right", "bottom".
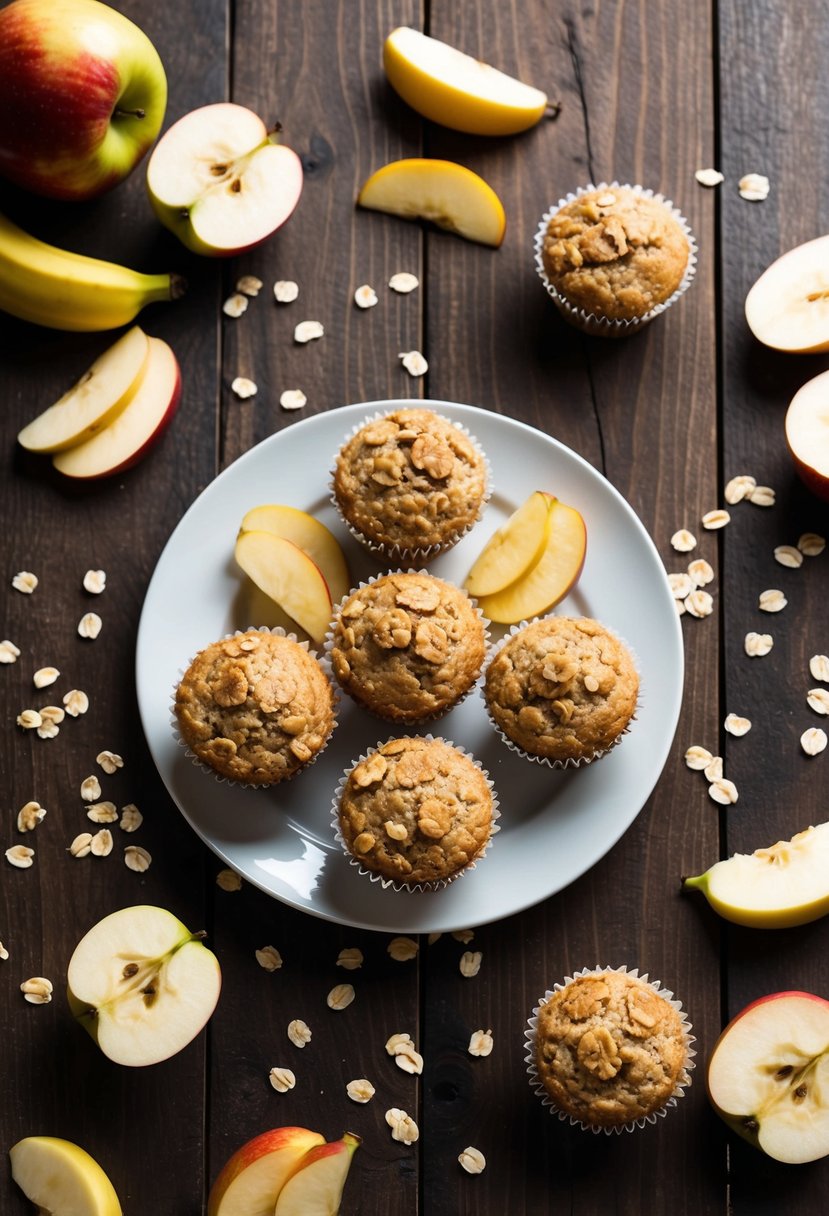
{"left": 745, "top": 234, "right": 829, "bottom": 353}
{"left": 10, "top": 1136, "right": 122, "bottom": 1215}
{"left": 272, "top": 1133, "right": 360, "bottom": 1216}
{"left": 207, "top": 1127, "right": 326, "bottom": 1216}
{"left": 477, "top": 497, "right": 586, "bottom": 623}
{"left": 683, "top": 821, "right": 829, "bottom": 928}
{"left": 465, "top": 490, "right": 554, "bottom": 598}
{"left": 357, "top": 158, "right": 506, "bottom": 247}
{"left": 234, "top": 530, "right": 333, "bottom": 644}
{"left": 17, "top": 326, "right": 150, "bottom": 453}
{"left": 384, "top": 27, "right": 547, "bottom": 136}
{"left": 239, "top": 504, "right": 350, "bottom": 606}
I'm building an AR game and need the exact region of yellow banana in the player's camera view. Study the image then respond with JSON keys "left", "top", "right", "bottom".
{"left": 0, "top": 210, "right": 185, "bottom": 332}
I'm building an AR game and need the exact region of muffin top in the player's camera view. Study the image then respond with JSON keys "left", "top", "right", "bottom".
{"left": 174, "top": 630, "right": 335, "bottom": 784}
{"left": 484, "top": 616, "right": 638, "bottom": 763}
{"left": 541, "top": 186, "right": 689, "bottom": 321}
{"left": 329, "top": 572, "right": 486, "bottom": 722}
{"left": 338, "top": 736, "right": 493, "bottom": 885}
{"left": 332, "top": 408, "right": 487, "bottom": 553}
{"left": 535, "top": 970, "right": 688, "bottom": 1127}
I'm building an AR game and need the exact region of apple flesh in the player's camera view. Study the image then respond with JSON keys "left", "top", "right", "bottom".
{"left": 357, "top": 158, "right": 506, "bottom": 247}
{"left": 465, "top": 490, "right": 554, "bottom": 598}
{"left": 707, "top": 991, "right": 829, "bottom": 1164}
{"left": 476, "top": 496, "right": 587, "bottom": 623}
{"left": 207, "top": 1128, "right": 325, "bottom": 1216}
{"left": 234, "top": 529, "right": 333, "bottom": 646}
{"left": 683, "top": 821, "right": 829, "bottom": 928}
{"left": 745, "top": 234, "right": 829, "bottom": 353}
{"left": 0, "top": 0, "right": 167, "bottom": 201}
{"left": 239, "top": 504, "right": 351, "bottom": 608}
{"left": 10, "top": 1136, "right": 122, "bottom": 1216}
{"left": 147, "top": 103, "right": 303, "bottom": 257}
{"left": 273, "top": 1132, "right": 361, "bottom": 1216}
{"left": 67, "top": 904, "right": 221, "bottom": 1067}
{"left": 52, "top": 336, "right": 181, "bottom": 479}
{"left": 785, "top": 368, "right": 829, "bottom": 501}
{"left": 17, "top": 326, "right": 150, "bottom": 454}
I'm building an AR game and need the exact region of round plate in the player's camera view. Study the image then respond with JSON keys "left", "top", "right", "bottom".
{"left": 136, "top": 400, "right": 683, "bottom": 933}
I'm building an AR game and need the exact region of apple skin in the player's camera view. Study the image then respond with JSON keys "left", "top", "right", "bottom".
{"left": 0, "top": 0, "right": 167, "bottom": 201}
{"left": 207, "top": 1127, "right": 326, "bottom": 1216}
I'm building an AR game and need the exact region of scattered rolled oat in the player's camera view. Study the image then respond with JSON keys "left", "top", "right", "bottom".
{"left": 807, "top": 689, "right": 829, "bottom": 715}
{"left": 468, "top": 1029, "right": 494, "bottom": 1057}
{"left": 354, "top": 284, "right": 378, "bottom": 309}
{"left": 90, "top": 829, "right": 114, "bottom": 857}
{"left": 33, "top": 667, "right": 59, "bottom": 689}
{"left": 395, "top": 1045, "right": 424, "bottom": 1075}
{"left": 687, "top": 558, "right": 714, "bottom": 587}
{"left": 17, "top": 709, "right": 42, "bottom": 730}
{"left": 119, "top": 804, "right": 142, "bottom": 832}
{"left": 287, "top": 1019, "right": 312, "bottom": 1048}
{"left": 0, "top": 942, "right": 7, "bottom": 961}
{"left": 236, "top": 274, "right": 263, "bottom": 297}
{"left": 386, "top": 1108, "right": 419, "bottom": 1145}
{"left": 675, "top": 599, "right": 687, "bottom": 616}
{"left": 389, "top": 272, "right": 419, "bottom": 293}
{"left": 452, "top": 929, "right": 474, "bottom": 945}
{"left": 458, "top": 1146, "right": 486, "bottom": 1175}
{"left": 668, "top": 573, "right": 693, "bottom": 599}
{"left": 399, "top": 350, "right": 428, "bottom": 377}
{"left": 684, "top": 590, "right": 714, "bottom": 618}
{"left": 810, "top": 655, "right": 829, "bottom": 683}
{"left": 738, "top": 173, "right": 770, "bottom": 201}
{"left": 724, "top": 475, "right": 756, "bottom": 504}
{"left": 63, "top": 689, "right": 89, "bottom": 717}
{"left": 40, "top": 706, "right": 64, "bottom": 726}
{"left": 388, "top": 936, "right": 418, "bottom": 962}
{"left": 69, "top": 832, "right": 93, "bottom": 858}
{"left": 459, "top": 950, "right": 482, "bottom": 978}
{"left": 346, "top": 1078, "right": 375, "bottom": 1103}
{"left": 87, "top": 801, "right": 118, "bottom": 824}
{"left": 222, "top": 293, "right": 249, "bottom": 318}
{"left": 709, "top": 778, "right": 739, "bottom": 805}
{"left": 273, "top": 279, "right": 299, "bottom": 303}
{"left": 745, "top": 632, "right": 773, "bottom": 657}
{"left": 684, "top": 745, "right": 713, "bottom": 770}
{"left": 0, "top": 639, "right": 21, "bottom": 663}
{"left": 695, "top": 168, "right": 724, "bottom": 187}
{"left": 294, "top": 320, "right": 324, "bottom": 343}
{"left": 671, "top": 529, "right": 697, "bottom": 553}
{"left": 246, "top": 947, "right": 282, "bottom": 978}
{"left": 703, "top": 755, "right": 723, "bottom": 783}
{"left": 81, "top": 775, "right": 101, "bottom": 802}
{"left": 12, "top": 571, "right": 37, "bottom": 594}
{"left": 327, "top": 983, "right": 355, "bottom": 1011}
{"left": 17, "top": 801, "right": 46, "bottom": 832}
{"left": 216, "top": 868, "right": 242, "bottom": 891}
{"left": 231, "top": 376, "right": 258, "bottom": 400}
{"left": 6, "top": 845, "right": 34, "bottom": 868}
{"left": 798, "top": 532, "right": 826, "bottom": 557}
{"left": 724, "top": 714, "right": 752, "bottom": 737}
{"left": 83, "top": 569, "right": 106, "bottom": 594}
{"left": 20, "top": 976, "right": 52, "bottom": 1005}
{"left": 269, "top": 1067, "right": 296, "bottom": 1093}
{"left": 78, "top": 612, "right": 102, "bottom": 639}
{"left": 280, "top": 389, "right": 307, "bottom": 411}
{"left": 37, "top": 719, "right": 59, "bottom": 740}
{"left": 96, "top": 750, "right": 123, "bottom": 774}
{"left": 702, "top": 509, "right": 730, "bottom": 530}
{"left": 801, "top": 728, "right": 828, "bottom": 757}
{"left": 758, "top": 589, "right": 787, "bottom": 613}
{"left": 386, "top": 1032, "right": 415, "bottom": 1056}
{"left": 748, "top": 484, "right": 775, "bottom": 506}
{"left": 336, "top": 947, "right": 363, "bottom": 970}
{"left": 774, "top": 545, "right": 803, "bottom": 569}
{"left": 124, "top": 845, "right": 152, "bottom": 872}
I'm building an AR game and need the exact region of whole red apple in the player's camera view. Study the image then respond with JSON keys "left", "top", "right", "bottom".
{"left": 0, "top": 0, "right": 167, "bottom": 201}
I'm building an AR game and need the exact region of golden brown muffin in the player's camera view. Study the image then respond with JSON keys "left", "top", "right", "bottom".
{"left": 533, "top": 969, "right": 691, "bottom": 1128}
{"left": 484, "top": 616, "right": 638, "bottom": 764}
{"left": 329, "top": 572, "right": 486, "bottom": 723}
{"left": 540, "top": 185, "right": 690, "bottom": 323}
{"left": 174, "top": 630, "right": 335, "bottom": 785}
{"left": 338, "top": 736, "right": 494, "bottom": 886}
{"left": 332, "top": 408, "right": 487, "bottom": 558}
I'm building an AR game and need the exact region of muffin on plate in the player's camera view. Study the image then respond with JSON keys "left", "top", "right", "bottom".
{"left": 483, "top": 616, "right": 638, "bottom": 766}
{"left": 335, "top": 735, "right": 496, "bottom": 889}
{"left": 331, "top": 407, "right": 488, "bottom": 562}
{"left": 535, "top": 183, "right": 695, "bottom": 336}
{"left": 327, "top": 571, "right": 487, "bottom": 723}
{"left": 174, "top": 629, "right": 336, "bottom": 785}
{"left": 525, "top": 966, "right": 695, "bottom": 1132}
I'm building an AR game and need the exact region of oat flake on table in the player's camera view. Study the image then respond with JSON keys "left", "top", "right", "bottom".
{"left": 724, "top": 714, "right": 752, "bottom": 737}
{"left": 256, "top": 945, "right": 283, "bottom": 971}
{"left": 389, "top": 272, "right": 419, "bottom": 293}
{"left": 809, "top": 655, "right": 829, "bottom": 683}
{"left": 724, "top": 475, "right": 756, "bottom": 503}
{"left": 687, "top": 558, "right": 714, "bottom": 587}
{"left": 709, "top": 777, "right": 739, "bottom": 805}
{"left": 327, "top": 983, "right": 355, "bottom": 1011}
{"left": 21, "top": 976, "right": 52, "bottom": 1004}
{"left": 745, "top": 632, "right": 773, "bottom": 657}
{"left": 80, "top": 775, "right": 101, "bottom": 802}
{"left": 87, "top": 801, "right": 118, "bottom": 824}
{"left": 17, "top": 801, "right": 46, "bottom": 832}
{"left": 17, "top": 710, "right": 42, "bottom": 730}
{"left": 269, "top": 1067, "right": 296, "bottom": 1093}
{"left": 37, "top": 719, "right": 59, "bottom": 740}
{"left": 354, "top": 284, "right": 378, "bottom": 308}
{"left": 684, "top": 590, "right": 714, "bottom": 618}
{"left": 336, "top": 947, "right": 363, "bottom": 970}
{"left": 758, "top": 589, "right": 786, "bottom": 613}
{"left": 458, "top": 1147, "right": 486, "bottom": 1175}
{"left": 231, "top": 377, "right": 258, "bottom": 400}
{"left": 703, "top": 755, "right": 723, "bottom": 783}
{"left": 124, "top": 845, "right": 151, "bottom": 872}
{"left": 97, "top": 750, "right": 123, "bottom": 774}
{"left": 294, "top": 320, "right": 324, "bottom": 343}
{"left": 774, "top": 545, "right": 803, "bottom": 569}
{"left": 388, "top": 935, "right": 418, "bottom": 961}
{"left": 0, "top": 639, "right": 21, "bottom": 663}
{"left": 668, "top": 573, "right": 693, "bottom": 599}
{"left": 346, "top": 1078, "right": 375, "bottom": 1103}
{"left": 738, "top": 173, "right": 770, "bottom": 201}
{"left": 287, "top": 1019, "right": 312, "bottom": 1048}
{"left": 83, "top": 569, "right": 106, "bottom": 594}
{"left": 459, "top": 950, "right": 482, "bottom": 978}
{"left": 386, "top": 1108, "right": 419, "bottom": 1145}
{"left": 452, "top": 928, "right": 474, "bottom": 944}
{"left": 222, "top": 293, "right": 248, "bottom": 318}
{"left": 0, "top": 942, "right": 8, "bottom": 961}
{"left": 685, "top": 745, "right": 713, "bottom": 770}
{"left": 399, "top": 350, "right": 428, "bottom": 377}
{"left": 69, "top": 833, "right": 93, "bottom": 858}
{"left": 671, "top": 529, "right": 697, "bottom": 553}
{"left": 119, "top": 804, "right": 142, "bottom": 832}
{"left": 748, "top": 484, "right": 775, "bottom": 506}
{"left": 702, "top": 509, "right": 730, "bottom": 530}
{"left": 801, "top": 728, "right": 828, "bottom": 756}
{"left": 63, "top": 689, "right": 89, "bottom": 717}
{"left": 78, "top": 612, "right": 102, "bottom": 639}
{"left": 33, "top": 667, "right": 59, "bottom": 689}
{"left": 468, "top": 1029, "right": 494, "bottom": 1057}
{"left": 807, "top": 689, "right": 829, "bottom": 715}
{"left": 798, "top": 532, "right": 826, "bottom": 557}
{"left": 236, "top": 274, "right": 263, "bottom": 297}
{"left": 273, "top": 279, "right": 299, "bottom": 303}
{"left": 280, "top": 389, "right": 307, "bottom": 411}
{"left": 12, "top": 571, "right": 37, "bottom": 594}
{"left": 216, "top": 868, "right": 242, "bottom": 891}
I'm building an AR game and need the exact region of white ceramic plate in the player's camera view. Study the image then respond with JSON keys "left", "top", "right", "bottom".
{"left": 136, "top": 400, "right": 683, "bottom": 933}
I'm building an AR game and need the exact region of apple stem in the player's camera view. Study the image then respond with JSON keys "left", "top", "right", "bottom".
{"left": 169, "top": 274, "right": 188, "bottom": 301}
{"left": 114, "top": 107, "right": 146, "bottom": 120}
{"left": 545, "top": 101, "right": 563, "bottom": 120}
{"left": 191, "top": 929, "right": 208, "bottom": 941}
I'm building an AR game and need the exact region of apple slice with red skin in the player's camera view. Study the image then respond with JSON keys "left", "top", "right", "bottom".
{"left": 234, "top": 530, "right": 333, "bottom": 645}
{"left": 52, "top": 337, "right": 180, "bottom": 480}
{"left": 465, "top": 490, "right": 554, "bottom": 598}
{"left": 476, "top": 497, "right": 587, "bottom": 624}
{"left": 207, "top": 1128, "right": 325, "bottom": 1216}
{"left": 239, "top": 504, "right": 350, "bottom": 607}
{"left": 707, "top": 990, "right": 829, "bottom": 1163}
{"left": 18, "top": 326, "right": 150, "bottom": 453}
{"left": 785, "top": 368, "right": 829, "bottom": 502}
{"left": 272, "top": 1132, "right": 361, "bottom": 1216}
{"left": 745, "top": 235, "right": 829, "bottom": 353}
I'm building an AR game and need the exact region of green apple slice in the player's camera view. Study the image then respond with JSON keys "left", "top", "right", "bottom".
{"left": 10, "top": 1135, "right": 122, "bottom": 1215}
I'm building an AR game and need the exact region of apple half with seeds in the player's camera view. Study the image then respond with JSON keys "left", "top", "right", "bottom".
{"left": 745, "top": 234, "right": 829, "bottom": 353}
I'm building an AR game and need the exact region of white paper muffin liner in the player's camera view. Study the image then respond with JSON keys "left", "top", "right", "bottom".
{"left": 322, "top": 569, "right": 491, "bottom": 725}
{"left": 329, "top": 408, "right": 492, "bottom": 565}
{"left": 481, "top": 615, "right": 641, "bottom": 769}
{"left": 524, "top": 964, "right": 696, "bottom": 1134}
{"left": 534, "top": 181, "right": 698, "bottom": 338}
{"left": 331, "top": 734, "right": 500, "bottom": 892}
{"left": 171, "top": 625, "right": 338, "bottom": 790}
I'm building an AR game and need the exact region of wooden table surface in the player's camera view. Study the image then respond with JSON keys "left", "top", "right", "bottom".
{"left": 3, "top": 1, "right": 829, "bottom": 1212}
